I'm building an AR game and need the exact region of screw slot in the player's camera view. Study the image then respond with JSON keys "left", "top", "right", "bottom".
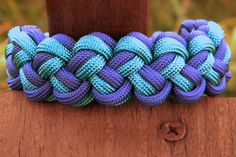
{"left": 167, "top": 125, "right": 179, "bottom": 135}
{"left": 160, "top": 121, "right": 186, "bottom": 142}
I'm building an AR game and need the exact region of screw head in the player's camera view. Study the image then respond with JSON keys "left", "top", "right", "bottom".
{"left": 160, "top": 121, "right": 186, "bottom": 142}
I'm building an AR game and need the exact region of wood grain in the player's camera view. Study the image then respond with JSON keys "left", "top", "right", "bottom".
{"left": 0, "top": 90, "right": 235, "bottom": 157}
{"left": 46, "top": 0, "right": 149, "bottom": 40}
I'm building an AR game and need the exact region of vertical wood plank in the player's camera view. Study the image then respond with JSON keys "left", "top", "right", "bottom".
{"left": 46, "top": 0, "right": 149, "bottom": 40}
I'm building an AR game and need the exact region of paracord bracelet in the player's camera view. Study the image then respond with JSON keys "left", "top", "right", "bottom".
{"left": 5, "top": 19, "right": 232, "bottom": 107}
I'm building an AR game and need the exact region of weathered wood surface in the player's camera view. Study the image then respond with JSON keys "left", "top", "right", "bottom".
{"left": 0, "top": 90, "right": 235, "bottom": 157}
{"left": 46, "top": 0, "right": 149, "bottom": 40}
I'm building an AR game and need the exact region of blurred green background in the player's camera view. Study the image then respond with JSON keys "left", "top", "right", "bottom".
{"left": 0, "top": 0, "right": 235, "bottom": 96}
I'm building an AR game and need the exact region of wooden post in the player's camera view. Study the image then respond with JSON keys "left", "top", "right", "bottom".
{"left": 0, "top": 0, "right": 235, "bottom": 157}
{"left": 46, "top": 0, "right": 149, "bottom": 40}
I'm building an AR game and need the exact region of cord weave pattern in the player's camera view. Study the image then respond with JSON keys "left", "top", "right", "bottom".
{"left": 5, "top": 19, "right": 232, "bottom": 107}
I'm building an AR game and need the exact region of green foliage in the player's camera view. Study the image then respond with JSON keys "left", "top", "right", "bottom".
{"left": 0, "top": 0, "right": 235, "bottom": 96}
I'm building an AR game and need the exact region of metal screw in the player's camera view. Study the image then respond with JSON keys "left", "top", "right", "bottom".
{"left": 160, "top": 121, "right": 186, "bottom": 142}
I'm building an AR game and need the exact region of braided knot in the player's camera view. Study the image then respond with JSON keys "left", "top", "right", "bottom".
{"left": 5, "top": 26, "right": 51, "bottom": 99}
{"left": 179, "top": 19, "right": 232, "bottom": 96}
{"left": 5, "top": 19, "right": 232, "bottom": 107}
{"left": 152, "top": 32, "right": 205, "bottom": 103}
{"left": 78, "top": 33, "right": 132, "bottom": 106}
{"left": 35, "top": 33, "right": 118, "bottom": 106}
{"left": 108, "top": 32, "right": 171, "bottom": 106}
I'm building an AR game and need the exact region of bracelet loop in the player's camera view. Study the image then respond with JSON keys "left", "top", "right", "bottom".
{"left": 5, "top": 19, "right": 232, "bottom": 107}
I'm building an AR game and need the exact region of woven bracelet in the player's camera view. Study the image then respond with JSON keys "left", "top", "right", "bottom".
{"left": 5, "top": 19, "right": 232, "bottom": 107}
